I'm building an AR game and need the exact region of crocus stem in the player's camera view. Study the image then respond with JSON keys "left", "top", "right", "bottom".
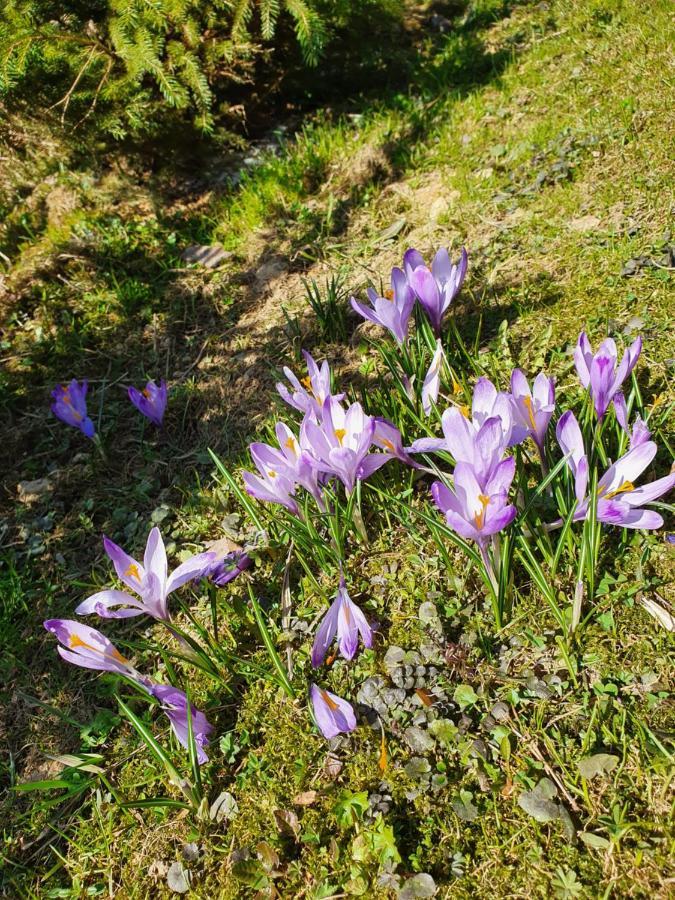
{"left": 479, "top": 542, "right": 498, "bottom": 594}
{"left": 352, "top": 501, "right": 369, "bottom": 544}
{"left": 92, "top": 433, "right": 108, "bottom": 463}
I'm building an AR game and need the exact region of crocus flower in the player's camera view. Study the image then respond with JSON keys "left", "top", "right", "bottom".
{"left": 311, "top": 578, "right": 373, "bottom": 667}
{"left": 629, "top": 417, "right": 651, "bottom": 449}
{"left": 128, "top": 379, "right": 167, "bottom": 427}
{"left": 199, "top": 550, "right": 252, "bottom": 587}
{"left": 350, "top": 266, "right": 415, "bottom": 344}
{"left": 51, "top": 379, "right": 95, "bottom": 439}
{"left": 574, "top": 332, "right": 642, "bottom": 420}
{"left": 404, "top": 246, "right": 468, "bottom": 336}
{"left": 75, "top": 527, "right": 215, "bottom": 622}
{"left": 556, "top": 410, "right": 675, "bottom": 528}
{"left": 410, "top": 379, "right": 513, "bottom": 488}
{"left": 276, "top": 351, "right": 343, "bottom": 420}
{"left": 301, "top": 397, "right": 375, "bottom": 494}
{"left": 421, "top": 340, "right": 445, "bottom": 416}
{"left": 509, "top": 369, "right": 555, "bottom": 453}
{"left": 310, "top": 683, "right": 357, "bottom": 740}
{"left": 431, "top": 458, "right": 517, "bottom": 545}
{"left": 44, "top": 619, "right": 141, "bottom": 678}
{"left": 372, "top": 417, "right": 419, "bottom": 469}
{"left": 147, "top": 683, "right": 213, "bottom": 764}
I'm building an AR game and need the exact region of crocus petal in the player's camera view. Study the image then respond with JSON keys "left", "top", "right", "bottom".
{"left": 408, "top": 436, "right": 447, "bottom": 454}
{"left": 556, "top": 410, "right": 586, "bottom": 476}
{"left": 422, "top": 341, "right": 444, "bottom": 415}
{"left": 166, "top": 551, "right": 217, "bottom": 594}
{"left": 613, "top": 392, "right": 628, "bottom": 432}
{"left": 75, "top": 589, "right": 145, "bottom": 618}
{"left": 623, "top": 472, "right": 675, "bottom": 507}
{"left": 597, "top": 442, "right": 657, "bottom": 495}
{"left": 310, "top": 684, "right": 356, "bottom": 740}
{"left": 144, "top": 527, "right": 168, "bottom": 590}
{"left": 311, "top": 600, "right": 340, "bottom": 667}
{"left": 102, "top": 535, "right": 146, "bottom": 594}
{"left": 573, "top": 332, "right": 593, "bottom": 388}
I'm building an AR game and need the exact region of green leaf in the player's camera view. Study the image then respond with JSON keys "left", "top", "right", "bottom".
{"left": 453, "top": 684, "right": 478, "bottom": 710}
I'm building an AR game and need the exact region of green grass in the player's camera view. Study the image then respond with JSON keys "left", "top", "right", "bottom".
{"left": 1, "top": 1, "right": 674, "bottom": 896}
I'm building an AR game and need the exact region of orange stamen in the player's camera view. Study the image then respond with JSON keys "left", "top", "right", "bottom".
{"left": 473, "top": 494, "right": 491, "bottom": 530}
{"left": 334, "top": 428, "right": 346, "bottom": 445}
{"left": 383, "top": 288, "right": 394, "bottom": 301}
{"left": 381, "top": 438, "right": 395, "bottom": 453}
{"left": 603, "top": 480, "right": 635, "bottom": 500}
{"left": 321, "top": 689, "right": 340, "bottom": 711}
{"left": 523, "top": 396, "right": 537, "bottom": 431}
{"left": 69, "top": 634, "right": 129, "bottom": 665}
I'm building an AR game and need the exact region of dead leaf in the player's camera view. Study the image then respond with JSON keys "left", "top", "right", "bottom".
{"left": 640, "top": 597, "right": 675, "bottom": 631}
{"left": 568, "top": 215, "right": 601, "bottom": 232}
{"left": 378, "top": 731, "right": 388, "bottom": 773}
{"left": 293, "top": 791, "right": 318, "bottom": 806}
{"left": 415, "top": 688, "right": 434, "bottom": 707}
{"left": 273, "top": 808, "right": 299, "bottom": 839}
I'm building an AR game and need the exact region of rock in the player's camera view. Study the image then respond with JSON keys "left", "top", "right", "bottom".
{"left": 404, "top": 726, "right": 435, "bottom": 754}
{"left": 181, "top": 243, "right": 232, "bottom": 268}
{"left": 17, "top": 478, "right": 52, "bottom": 503}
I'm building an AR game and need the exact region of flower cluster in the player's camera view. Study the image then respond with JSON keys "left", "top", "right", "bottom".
{"left": 43, "top": 527, "right": 249, "bottom": 763}
{"left": 51, "top": 378, "right": 168, "bottom": 439}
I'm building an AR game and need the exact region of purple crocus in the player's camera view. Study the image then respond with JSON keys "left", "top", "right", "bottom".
{"left": 404, "top": 246, "right": 468, "bottom": 336}
{"left": 421, "top": 340, "right": 445, "bottom": 416}
{"left": 311, "top": 578, "right": 373, "bottom": 667}
{"left": 629, "top": 417, "right": 651, "bottom": 449}
{"left": 199, "top": 550, "right": 252, "bottom": 587}
{"left": 371, "top": 417, "right": 419, "bottom": 469}
{"left": 409, "top": 379, "right": 513, "bottom": 489}
{"left": 310, "top": 683, "right": 357, "bottom": 740}
{"left": 276, "top": 351, "right": 343, "bottom": 420}
{"left": 574, "top": 332, "right": 642, "bottom": 421}
{"left": 509, "top": 369, "right": 555, "bottom": 453}
{"left": 556, "top": 410, "right": 675, "bottom": 528}
{"left": 243, "top": 421, "right": 324, "bottom": 513}
{"left": 75, "top": 527, "right": 215, "bottom": 622}
{"left": 147, "top": 683, "right": 213, "bottom": 764}
{"left": 301, "top": 397, "right": 375, "bottom": 494}
{"left": 128, "top": 380, "right": 167, "bottom": 427}
{"left": 51, "top": 380, "right": 95, "bottom": 439}
{"left": 44, "top": 619, "right": 140, "bottom": 678}
{"left": 350, "top": 266, "right": 415, "bottom": 344}
{"left": 431, "top": 458, "right": 517, "bottom": 545}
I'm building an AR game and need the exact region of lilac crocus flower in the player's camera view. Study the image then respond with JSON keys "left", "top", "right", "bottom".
{"left": 404, "top": 246, "right": 468, "bottom": 336}
{"left": 199, "top": 550, "right": 252, "bottom": 587}
{"left": 147, "top": 683, "right": 213, "bottom": 764}
{"left": 276, "top": 351, "right": 343, "bottom": 420}
{"left": 574, "top": 332, "right": 642, "bottom": 421}
{"left": 310, "top": 683, "right": 356, "bottom": 740}
{"left": 372, "top": 417, "right": 419, "bottom": 469}
{"left": 311, "top": 578, "right": 373, "bottom": 667}
{"left": 51, "top": 380, "right": 95, "bottom": 439}
{"left": 350, "top": 266, "right": 415, "bottom": 344}
{"left": 128, "top": 380, "right": 167, "bottom": 427}
{"left": 75, "top": 527, "right": 215, "bottom": 622}
{"left": 410, "top": 379, "right": 513, "bottom": 488}
{"left": 421, "top": 340, "right": 445, "bottom": 416}
{"left": 431, "top": 458, "right": 517, "bottom": 545}
{"left": 44, "top": 619, "right": 140, "bottom": 678}
{"left": 629, "top": 417, "right": 651, "bottom": 449}
{"left": 556, "top": 410, "right": 675, "bottom": 528}
{"left": 509, "top": 369, "right": 555, "bottom": 453}
{"left": 243, "top": 422, "right": 324, "bottom": 513}
{"left": 301, "top": 397, "right": 375, "bottom": 494}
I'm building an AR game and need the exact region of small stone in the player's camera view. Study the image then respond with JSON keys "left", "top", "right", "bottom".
{"left": 419, "top": 601, "right": 440, "bottom": 624}
{"left": 398, "top": 873, "right": 437, "bottom": 899}
{"left": 404, "top": 726, "right": 435, "bottom": 754}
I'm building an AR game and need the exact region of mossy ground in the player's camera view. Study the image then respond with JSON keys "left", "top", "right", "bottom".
{"left": 1, "top": 1, "right": 673, "bottom": 897}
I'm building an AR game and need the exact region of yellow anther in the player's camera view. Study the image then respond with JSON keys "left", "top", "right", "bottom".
{"left": 384, "top": 288, "right": 395, "bottom": 301}
{"left": 301, "top": 376, "right": 312, "bottom": 391}
{"left": 142, "top": 388, "right": 151, "bottom": 399}
{"left": 267, "top": 470, "right": 277, "bottom": 479}
{"left": 603, "top": 480, "right": 635, "bottom": 500}
{"left": 381, "top": 438, "right": 396, "bottom": 453}
{"left": 285, "top": 436, "right": 298, "bottom": 454}
{"left": 335, "top": 428, "right": 346, "bottom": 445}
{"left": 124, "top": 563, "right": 141, "bottom": 582}
{"left": 451, "top": 375, "right": 462, "bottom": 395}
{"left": 69, "top": 634, "right": 129, "bottom": 665}
{"left": 523, "top": 396, "right": 537, "bottom": 431}
{"left": 459, "top": 405, "right": 470, "bottom": 418}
